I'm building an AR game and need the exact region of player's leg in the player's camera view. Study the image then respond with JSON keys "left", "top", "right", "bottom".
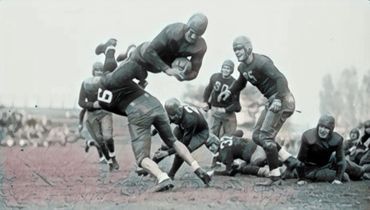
{"left": 222, "top": 112, "right": 237, "bottom": 137}
{"left": 210, "top": 112, "right": 222, "bottom": 138}
{"left": 168, "top": 130, "right": 209, "bottom": 178}
{"left": 101, "top": 113, "right": 119, "bottom": 170}
{"left": 126, "top": 95, "right": 174, "bottom": 192}
{"left": 254, "top": 96, "right": 295, "bottom": 186}
{"left": 128, "top": 123, "right": 174, "bottom": 192}
{"left": 86, "top": 119, "right": 111, "bottom": 165}
{"left": 103, "top": 46, "right": 117, "bottom": 73}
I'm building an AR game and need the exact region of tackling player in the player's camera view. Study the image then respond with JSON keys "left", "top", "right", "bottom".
{"left": 221, "top": 36, "right": 297, "bottom": 186}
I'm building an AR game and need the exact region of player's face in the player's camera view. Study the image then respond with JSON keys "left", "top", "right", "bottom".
{"left": 350, "top": 132, "right": 358, "bottom": 140}
{"left": 318, "top": 126, "right": 330, "bottom": 139}
{"left": 185, "top": 28, "right": 199, "bottom": 44}
{"left": 167, "top": 108, "right": 182, "bottom": 124}
{"left": 221, "top": 65, "right": 232, "bottom": 78}
{"left": 233, "top": 45, "right": 248, "bottom": 62}
{"left": 365, "top": 128, "right": 370, "bottom": 135}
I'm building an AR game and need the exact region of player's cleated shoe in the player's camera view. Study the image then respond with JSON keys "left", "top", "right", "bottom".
{"left": 150, "top": 178, "right": 174, "bottom": 193}
{"left": 194, "top": 168, "right": 212, "bottom": 186}
{"left": 108, "top": 163, "right": 113, "bottom": 172}
{"left": 255, "top": 176, "right": 282, "bottom": 186}
{"left": 111, "top": 157, "right": 119, "bottom": 170}
{"left": 152, "top": 150, "right": 168, "bottom": 163}
{"left": 95, "top": 38, "right": 117, "bottom": 55}
{"left": 116, "top": 44, "right": 136, "bottom": 62}
{"left": 99, "top": 156, "right": 108, "bottom": 164}
{"left": 135, "top": 167, "right": 149, "bottom": 176}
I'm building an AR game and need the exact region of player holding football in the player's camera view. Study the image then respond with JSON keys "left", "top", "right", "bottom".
{"left": 102, "top": 13, "right": 208, "bottom": 86}
{"left": 90, "top": 54, "right": 211, "bottom": 193}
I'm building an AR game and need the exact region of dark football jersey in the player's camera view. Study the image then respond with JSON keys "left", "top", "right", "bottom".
{"left": 98, "top": 79, "right": 146, "bottom": 116}
{"left": 298, "top": 128, "right": 345, "bottom": 179}
{"left": 203, "top": 73, "right": 241, "bottom": 111}
{"left": 140, "top": 23, "right": 207, "bottom": 73}
{"left": 216, "top": 136, "right": 257, "bottom": 169}
{"left": 174, "top": 105, "right": 208, "bottom": 146}
{"left": 230, "top": 53, "right": 290, "bottom": 100}
{"left": 78, "top": 77, "right": 101, "bottom": 111}
{"left": 77, "top": 74, "right": 146, "bottom": 116}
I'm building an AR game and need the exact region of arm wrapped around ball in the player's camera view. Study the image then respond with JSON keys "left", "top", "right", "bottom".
{"left": 169, "top": 57, "right": 193, "bottom": 81}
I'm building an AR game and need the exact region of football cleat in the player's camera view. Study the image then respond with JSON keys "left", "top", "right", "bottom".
{"left": 135, "top": 167, "right": 149, "bottom": 176}
{"left": 150, "top": 178, "right": 174, "bottom": 193}
{"left": 111, "top": 157, "right": 119, "bottom": 170}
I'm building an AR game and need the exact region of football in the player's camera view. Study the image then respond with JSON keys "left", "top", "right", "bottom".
{"left": 171, "top": 57, "right": 192, "bottom": 72}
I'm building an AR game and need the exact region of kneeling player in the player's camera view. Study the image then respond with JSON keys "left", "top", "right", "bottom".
{"left": 151, "top": 98, "right": 217, "bottom": 179}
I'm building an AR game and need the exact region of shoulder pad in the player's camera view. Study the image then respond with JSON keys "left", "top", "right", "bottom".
{"left": 253, "top": 53, "right": 272, "bottom": 68}
{"left": 303, "top": 129, "right": 317, "bottom": 145}
{"left": 238, "top": 63, "right": 247, "bottom": 72}
{"left": 328, "top": 132, "right": 343, "bottom": 147}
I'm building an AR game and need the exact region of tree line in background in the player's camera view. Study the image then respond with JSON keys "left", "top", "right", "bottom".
{"left": 320, "top": 68, "right": 370, "bottom": 132}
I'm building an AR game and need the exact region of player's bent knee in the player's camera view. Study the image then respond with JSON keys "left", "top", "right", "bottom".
{"left": 252, "top": 132, "right": 261, "bottom": 145}
{"left": 262, "top": 140, "right": 277, "bottom": 151}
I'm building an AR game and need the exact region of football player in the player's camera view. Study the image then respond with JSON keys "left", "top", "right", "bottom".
{"left": 212, "top": 130, "right": 301, "bottom": 178}
{"left": 203, "top": 59, "right": 241, "bottom": 137}
{"left": 151, "top": 98, "right": 218, "bottom": 179}
{"left": 221, "top": 36, "right": 296, "bottom": 186}
{"left": 78, "top": 62, "right": 119, "bottom": 171}
{"left": 101, "top": 13, "right": 208, "bottom": 85}
{"left": 296, "top": 115, "right": 366, "bottom": 185}
{"left": 94, "top": 66, "right": 212, "bottom": 193}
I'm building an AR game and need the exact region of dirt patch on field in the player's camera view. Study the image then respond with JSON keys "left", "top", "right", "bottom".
{"left": 0, "top": 138, "right": 369, "bottom": 210}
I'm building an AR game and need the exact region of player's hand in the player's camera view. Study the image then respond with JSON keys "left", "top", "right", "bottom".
{"left": 219, "top": 90, "right": 231, "bottom": 102}
{"left": 331, "top": 179, "right": 342, "bottom": 185}
{"left": 93, "top": 101, "right": 101, "bottom": 109}
{"left": 269, "top": 99, "right": 282, "bottom": 113}
{"left": 202, "top": 103, "right": 210, "bottom": 112}
{"left": 165, "top": 67, "right": 185, "bottom": 81}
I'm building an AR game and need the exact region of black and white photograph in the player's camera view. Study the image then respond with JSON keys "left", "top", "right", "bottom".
{"left": 0, "top": 0, "right": 370, "bottom": 209}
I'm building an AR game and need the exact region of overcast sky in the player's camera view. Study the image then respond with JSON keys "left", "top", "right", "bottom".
{"left": 0, "top": 0, "right": 369, "bottom": 127}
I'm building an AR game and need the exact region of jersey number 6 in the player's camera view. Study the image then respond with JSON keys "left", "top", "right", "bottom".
{"left": 97, "top": 88, "right": 113, "bottom": 104}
